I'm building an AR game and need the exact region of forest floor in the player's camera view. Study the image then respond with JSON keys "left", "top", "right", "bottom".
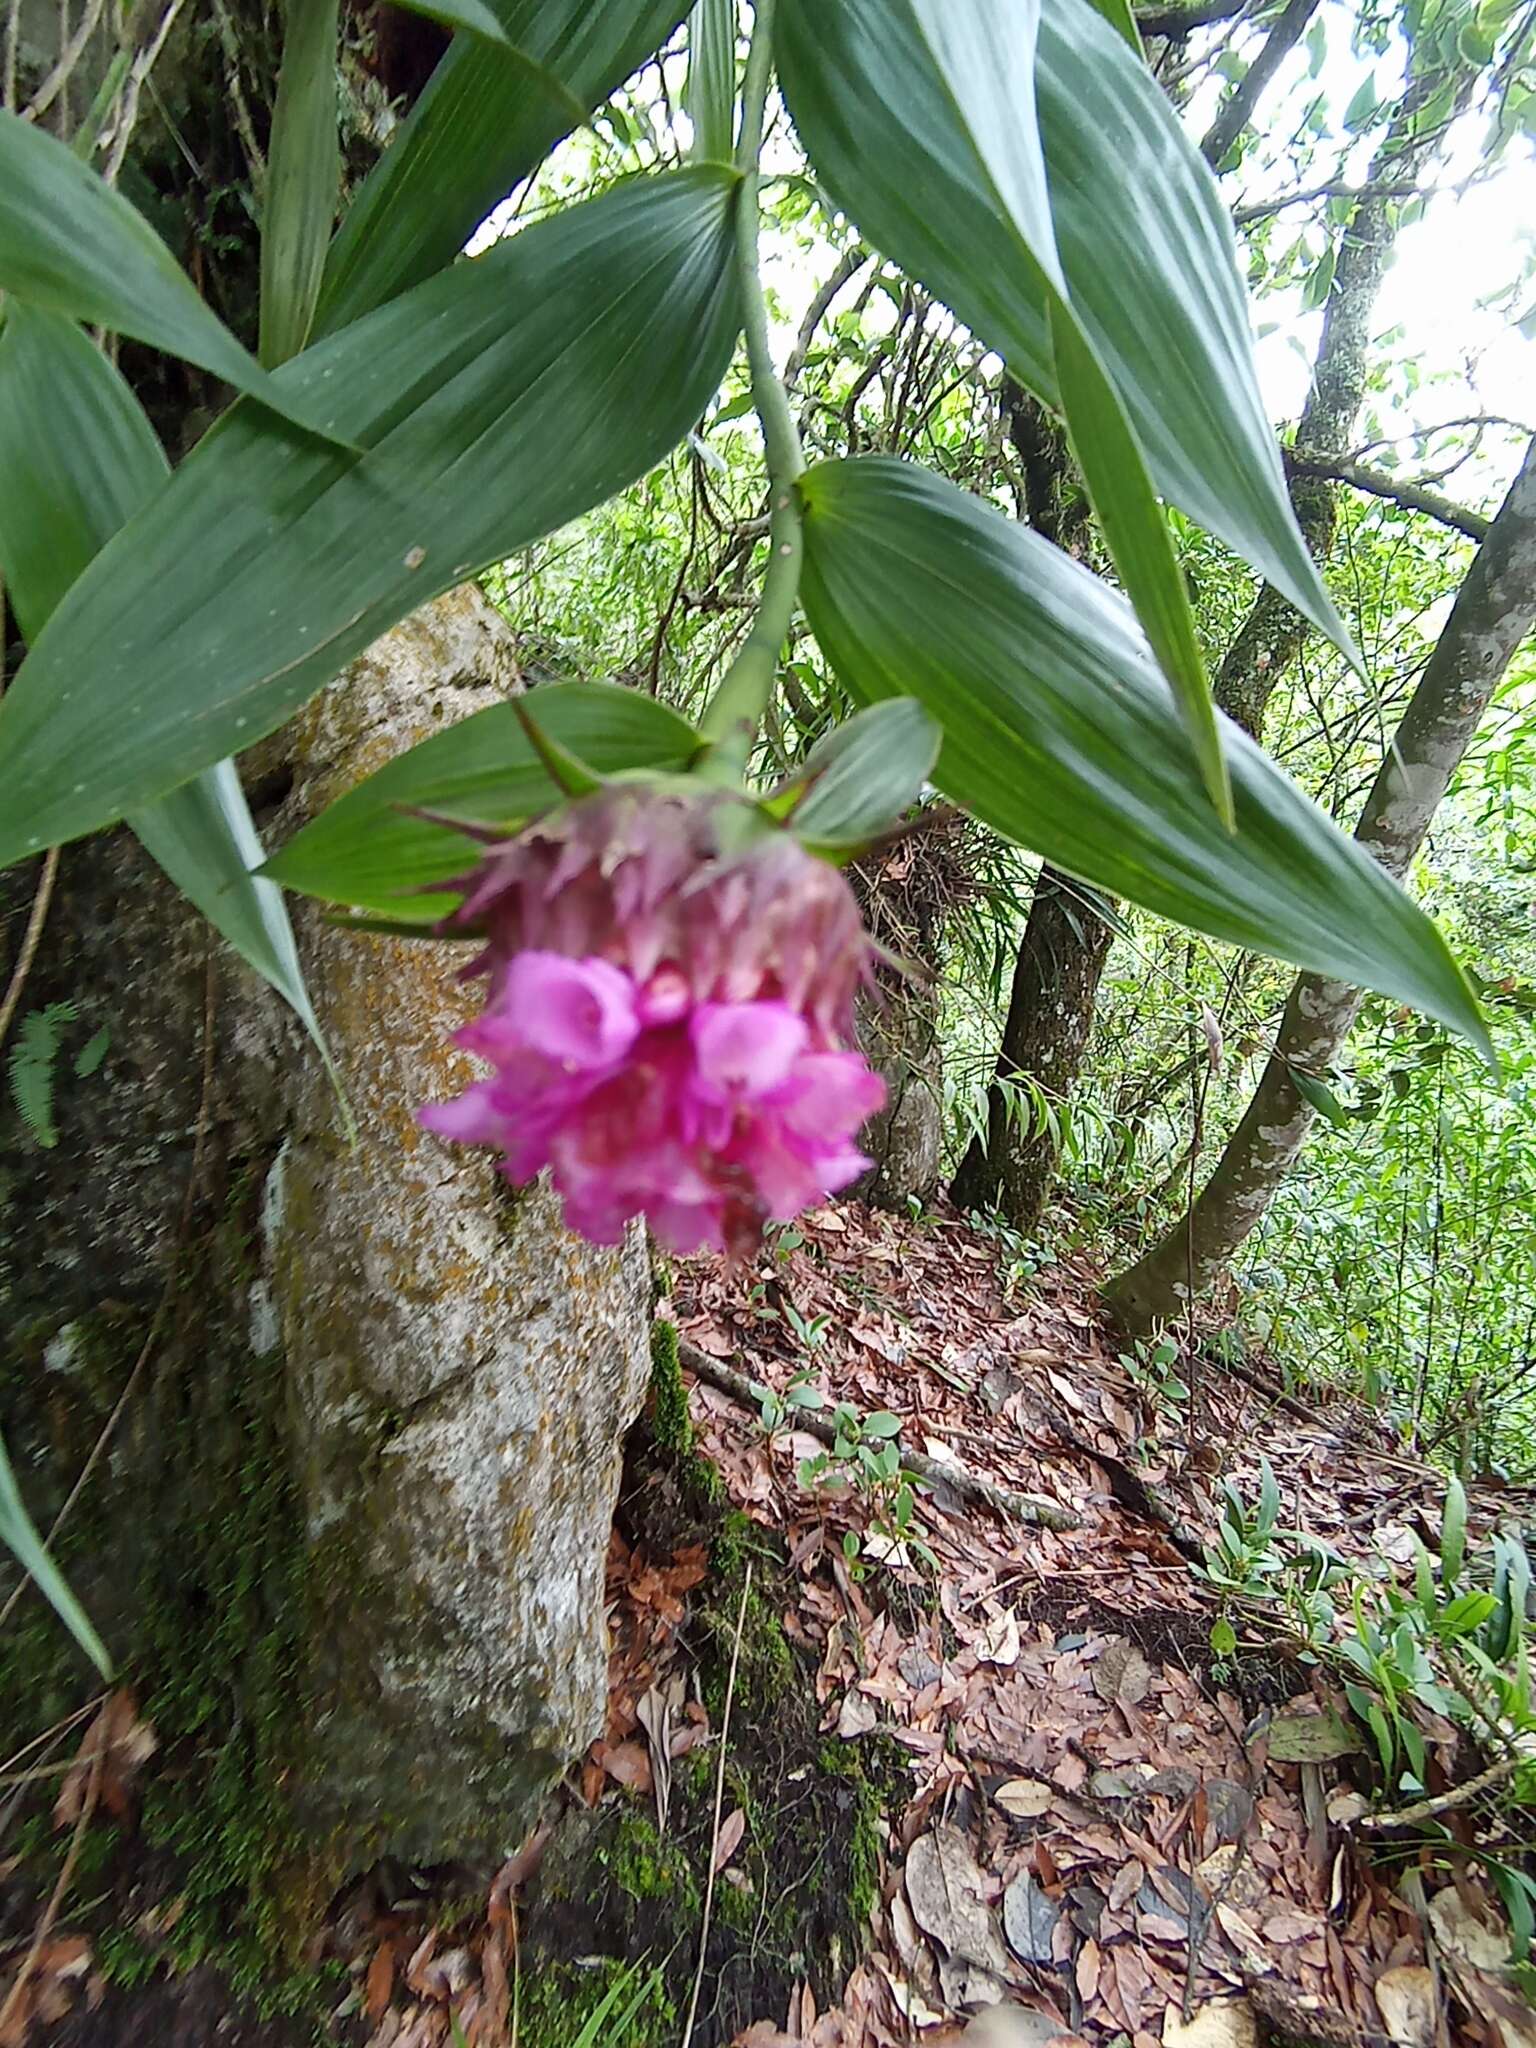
{"left": 12, "top": 1200, "right": 1536, "bottom": 2048}
{"left": 632, "top": 1199, "right": 1536, "bottom": 2048}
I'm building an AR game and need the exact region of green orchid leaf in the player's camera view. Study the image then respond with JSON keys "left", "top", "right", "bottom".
{"left": 264, "top": 684, "right": 701, "bottom": 915}
{"left": 0, "top": 109, "right": 340, "bottom": 440}
{"left": 0, "top": 168, "right": 741, "bottom": 868}
{"left": 788, "top": 698, "right": 941, "bottom": 847}
{"left": 259, "top": 0, "right": 343, "bottom": 368}
{"left": 797, "top": 456, "right": 1486, "bottom": 1052}
{"left": 776, "top": 0, "right": 1356, "bottom": 661}
{"left": 313, "top": 0, "right": 688, "bottom": 331}
{"left": 0, "top": 304, "right": 338, "bottom": 1083}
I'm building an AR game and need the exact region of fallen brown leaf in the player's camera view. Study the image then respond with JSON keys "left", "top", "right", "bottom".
{"left": 1373, "top": 1964, "right": 1436, "bottom": 2048}
{"left": 366, "top": 1944, "right": 396, "bottom": 2026}
{"left": 1093, "top": 1638, "right": 1153, "bottom": 1709}
{"left": 713, "top": 1806, "right": 748, "bottom": 1874}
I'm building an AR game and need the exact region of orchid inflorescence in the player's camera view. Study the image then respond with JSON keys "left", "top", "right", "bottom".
{"left": 419, "top": 786, "right": 886, "bottom": 1256}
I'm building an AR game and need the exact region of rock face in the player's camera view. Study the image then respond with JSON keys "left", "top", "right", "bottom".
{"left": 0, "top": 587, "right": 651, "bottom": 1878}
{"left": 268, "top": 586, "right": 652, "bottom": 1864}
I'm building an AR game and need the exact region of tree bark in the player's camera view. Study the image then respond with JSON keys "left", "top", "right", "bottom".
{"left": 1200, "top": 0, "right": 1322, "bottom": 170}
{"left": 949, "top": 393, "right": 1110, "bottom": 1230}
{"left": 1107, "top": 438, "right": 1536, "bottom": 1332}
{"left": 1, "top": 591, "right": 653, "bottom": 1899}
{"left": 950, "top": 875, "right": 1116, "bottom": 1226}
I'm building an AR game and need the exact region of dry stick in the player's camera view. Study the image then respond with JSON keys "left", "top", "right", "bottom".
{"left": 20, "top": 0, "right": 107, "bottom": 123}
{"left": 0, "top": 1715, "right": 104, "bottom": 2035}
{"left": 0, "top": 848, "right": 61, "bottom": 1057}
{"left": 1360, "top": 1751, "right": 1528, "bottom": 1831}
{"left": 680, "top": 1562, "right": 753, "bottom": 2048}
{"left": 0, "top": 1698, "right": 102, "bottom": 1782}
{"left": 678, "top": 1341, "right": 1081, "bottom": 1532}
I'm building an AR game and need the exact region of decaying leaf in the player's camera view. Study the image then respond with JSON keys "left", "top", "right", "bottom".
{"left": 906, "top": 1825, "right": 1010, "bottom": 1978}
{"left": 1162, "top": 1999, "right": 1258, "bottom": 2048}
{"left": 55, "top": 1690, "right": 156, "bottom": 1825}
{"left": 1373, "top": 1965, "right": 1436, "bottom": 2048}
{"left": 1002, "top": 1870, "right": 1061, "bottom": 1965}
{"left": 961, "top": 2008, "right": 1073, "bottom": 2048}
{"left": 1196, "top": 1776, "right": 1254, "bottom": 1843}
{"left": 993, "top": 1777, "right": 1052, "bottom": 1819}
{"left": 1194, "top": 1844, "right": 1266, "bottom": 1911}
{"left": 1264, "top": 1707, "right": 1363, "bottom": 1763}
{"left": 1429, "top": 1885, "right": 1508, "bottom": 1971}
{"left": 365, "top": 1943, "right": 396, "bottom": 2025}
{"left": 1093, "top": 1637, "right": 1153, "bottom": 1707}
{"left": 978, "top": 1608, "right": 1022, "bottom": 1667}
{"left": 837, "top": 1688, "right": 879, "bottom": 1738}
{"left": 713, "top": 1806, "right": 748, "bottom": 1874}
{"left": 594, "top": 1738, "right": 653, "bottom": 1792}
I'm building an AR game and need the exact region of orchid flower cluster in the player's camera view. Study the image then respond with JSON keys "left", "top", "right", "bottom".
{"left": 419, "top": 787, "right": 886, "bottom": 1256}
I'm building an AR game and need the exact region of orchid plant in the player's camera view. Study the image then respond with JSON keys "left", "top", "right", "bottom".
{"left": 0, "top": 0, "right": 1493, "bottom": 1273}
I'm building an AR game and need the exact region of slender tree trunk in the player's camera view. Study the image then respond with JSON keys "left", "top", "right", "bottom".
{"left": 949, "top": 393, "right": 1108, "bottom": 1228}
{"left": 1107, "top": 439, "right": 1536, "bottom": 1332}
{"left": 951, "top": 874, "right": 1116, "bottom": 1223}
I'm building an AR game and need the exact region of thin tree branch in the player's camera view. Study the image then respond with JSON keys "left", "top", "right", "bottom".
{"left": 1232, "top": 177, "right": 1432, "bottom": 224}
{"left": 1136, "top": 0, "right": 1249, "bottom": 35}
{"left": 17, "top": 0, "right": 105, "bottom": 122}
{"left": 1201, "top": 0, "right": 1320, "bottom": 167}
{"left": 784, "top": 244, "right": 871, "bottom": 392}
{"left": 1285, "top": 447, "right": 1491, "bottom": 540}
{"left": 0, "top": 848, "right": 60, "bottom": 1058}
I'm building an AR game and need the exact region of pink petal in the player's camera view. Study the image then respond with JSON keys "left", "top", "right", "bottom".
{"left": 690, "top": 1001, "right": 808, "bottom": 1103}
{"left": 770, "top": 1051, "right": 886, "bottom": 1138}
{"left": 501, "top": 951, "right": 639, "bottom": 1069}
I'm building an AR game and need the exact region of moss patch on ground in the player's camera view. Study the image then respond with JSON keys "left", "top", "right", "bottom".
{"left": 518, "top": 1320, "right": 901, "bottom": 2046}
{"left": 0, "top": 1165, "right": 337, "bottom": 2030}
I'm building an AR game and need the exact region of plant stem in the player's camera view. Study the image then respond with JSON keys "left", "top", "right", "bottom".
{"left": 697, "top": 0, "right": 805, "bottom": 755}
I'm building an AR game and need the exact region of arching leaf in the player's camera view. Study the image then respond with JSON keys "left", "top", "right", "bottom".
{"left": 314, "top": 0, "right": 688, "bottom": 331}
{"left": 265, "top": 685, "right": 703, "bottom": 914}
{"left": 0, "top": 168, "right": 742, "bottom": 868}
{"left": 0, "top": 304, "right": 337, "bottom": 1080}
{"left": 776, "top": 0, "right": 1356, "bottom": 659}
{"left": 0, "top": 111, "right": 338, "bottom": 439}
{"left": 797, "top": 457, "right": 1485, "bottom": 1052}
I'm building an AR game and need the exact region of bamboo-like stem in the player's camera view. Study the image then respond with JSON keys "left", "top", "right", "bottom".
{"left": 697, "top": 0, "right": 805, "bottom": 754}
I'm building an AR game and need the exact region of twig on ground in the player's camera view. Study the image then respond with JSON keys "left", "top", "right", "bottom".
{"left": 0, "top": 847, "right": 61, "bottom": 1058}
{"left": 678, "top": 1341, "right": 1082, "bottom": 1532}
{"left": 0, "top": 1709, "right": 105, "bottom": 2036}
{"left": 1035, "top": 1395, "right": 1205, "bottom": 1559}
{"left": 680, "top": 1561, "right": 752, "bottom": 2048}
{"left": 1360, "top": 1750, "right": 1527, "bottom": 1831}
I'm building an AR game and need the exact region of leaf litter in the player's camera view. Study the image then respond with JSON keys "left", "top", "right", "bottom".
{"left": 9, "top": 1200, "right": 1536, "bottom": 2047}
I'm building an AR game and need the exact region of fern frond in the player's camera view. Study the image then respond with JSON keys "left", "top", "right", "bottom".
{"left": 7, "top": 1000, "right": 79, "bottom": 1149}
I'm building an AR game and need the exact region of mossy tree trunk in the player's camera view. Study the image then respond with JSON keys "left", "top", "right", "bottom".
{"left": 1, "top": 0, "right": 652, "bottom": 1940}
{"left": 1, "top": 589, "right": 652, "bottom": 1911}
{"left": 949, "top": 391, "right": 1109, "bottom": 1231}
